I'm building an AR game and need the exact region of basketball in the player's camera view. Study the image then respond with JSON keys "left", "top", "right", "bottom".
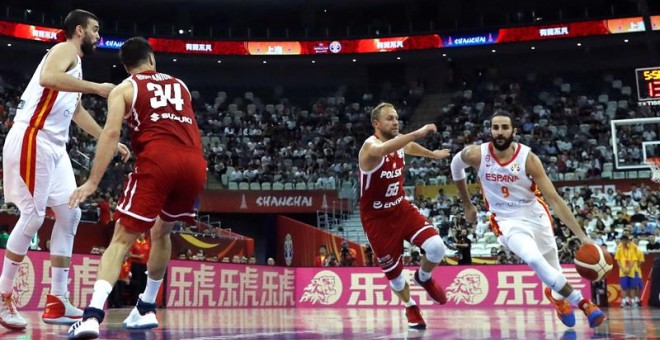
{"left": 574, "top": 243, "right": 614, "bottom": 282}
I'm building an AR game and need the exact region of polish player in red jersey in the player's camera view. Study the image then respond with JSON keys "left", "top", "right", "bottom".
{"left": 358, "top": 103, "right": 450, "bottom": 329}
{"left": 67, "top": 37, "right": 206, "bottom": 339}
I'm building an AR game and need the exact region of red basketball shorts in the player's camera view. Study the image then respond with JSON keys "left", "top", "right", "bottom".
{"left": 360, "top": 200, "right": 438, "bottom": 280}
{"left": 114, "top": 146, "right": 206, "bottom": 233}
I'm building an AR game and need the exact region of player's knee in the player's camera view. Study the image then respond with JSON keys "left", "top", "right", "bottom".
{"left": 52, "top": 205, "right": 81, "bottom": 236}
{"left": 50, "top": 206, "right": 80, "bottom": 257}
{"left": 421, "top": 235, "right": 445, "bottom": 263}
{"left": 389, "top": 273, "right": 407, "bottom": 292}
{"left": 7, "top": 211, "right": 44, "bottom": 255}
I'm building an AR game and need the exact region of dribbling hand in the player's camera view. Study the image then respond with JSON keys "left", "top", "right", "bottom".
{"left": 96, "top": 82, "right": 116, "bottom": 98}
{"left": 117, "top": 143, "right": 131, "bottom": 162}
{"left": 68, "top": 182, "right": 98, "bottom": 208}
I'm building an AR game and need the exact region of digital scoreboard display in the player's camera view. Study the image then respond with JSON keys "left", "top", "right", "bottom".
{"left": 636, "top": 66, "right": 660, "bottom": 104}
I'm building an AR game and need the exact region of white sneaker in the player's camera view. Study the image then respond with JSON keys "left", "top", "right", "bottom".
{"left": 122, "top": 295, "right": 158, "bottom": 330}
{"left": 0, "top": 292, "right": 27, "bottom": 330}
{"left": 68, "top": 318, "right": 99, "bottom": 339}
{"left": 43, "top": 292, "right": 83, "bottom": 325}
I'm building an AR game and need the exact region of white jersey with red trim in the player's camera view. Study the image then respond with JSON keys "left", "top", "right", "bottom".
{"left": 359, "top": 136, "right": 406, "bottom": 213}
{"left": 13, "top": 53, "right": 82, "bottom": 146}
{"left": 477, "top": 142, "right": 540, "bottom": 218}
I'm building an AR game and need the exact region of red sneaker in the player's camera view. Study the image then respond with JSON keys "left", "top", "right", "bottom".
{"left": 405, "top": 305, "right": 426, "bottom": 329}
{"left": 42, "top": 293, "right": 83, "bottom": 325}
{"left": 414, "top": 270, "right": 447, "bottom": 304}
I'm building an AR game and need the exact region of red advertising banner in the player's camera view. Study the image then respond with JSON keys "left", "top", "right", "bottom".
{"left": 275, "top": 216, "right": 366, "bottom": 267}
{"left": 0, "top": 21, "right": 63, "bottom": 43}
{"left": 497, "top": 20, "right": 610, "bottom": 43}
{"left": 166, "top": 260, "right": 296, "bottom": 308}
{"left": 0, "top": 249, "right": 166, "bottom": 310}
{"left": 199, "top": 190, "right": 343, "bottom": 213}
{"left": 1, "top": 16, "right": 660, "bottom": 56}
{"left": 296, "top": 265, "right": 590, "bottom": 308}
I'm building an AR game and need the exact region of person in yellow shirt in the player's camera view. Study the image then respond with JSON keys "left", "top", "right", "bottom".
{"left": 632, "top": 239, "right": 645, "bottom": 306}
{"left": 614, "top": 235, "right": 643, "bottom": 307}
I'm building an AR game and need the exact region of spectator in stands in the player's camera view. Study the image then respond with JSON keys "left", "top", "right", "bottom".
{"left": 646, "top": 235, "right": 660, "bottom": 252}
{"left": 338, "top": 240, "right": 356, "bottom": 267}
{"left": 0, "top": 228, "right": 8, "bottom": 249}
{"left": 248, "top": 256, "right": 257, "bottom": 264}
{"left": 267, "top": 258, "right": 275, "bottom": 266}
{"left": 231, "top": 255, "right": 241, "bottom": 264}
{"left": 314, "top": 245, "right": 328, "bottom": 267}
{"left": 455, "top": 229, "right": 472, "bottom": 265}
{"left": 221, "top": 257, "right": 230, "bottom": 263}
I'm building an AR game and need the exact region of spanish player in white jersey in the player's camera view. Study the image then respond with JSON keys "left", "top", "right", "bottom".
{"left": 450, "top": 111, "right": 606, "bottom": 328}
{"left": 0, "top": 9, "right": 129, "bottom": 330}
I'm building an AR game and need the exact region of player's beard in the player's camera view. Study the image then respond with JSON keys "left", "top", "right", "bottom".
{"left": 492, "top": 134, "right": 513, "bottom": 151}
{"left": 379, "top": 127, "right": 398, "bottom": 141}
{"left": 81, "top": 34, "right": 96, "bottom": 56}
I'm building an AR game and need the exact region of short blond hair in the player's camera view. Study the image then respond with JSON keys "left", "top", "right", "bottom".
{"left": 371, "top": 102, "right": 394, "bottom": 122}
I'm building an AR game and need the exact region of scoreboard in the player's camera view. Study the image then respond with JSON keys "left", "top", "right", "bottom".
{"left": 636, "top": 66, "right": 660, "bottom": 106}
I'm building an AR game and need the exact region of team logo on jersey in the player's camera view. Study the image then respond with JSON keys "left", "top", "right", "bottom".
{"left": 150, "top": 113, "right": 160, "bottom": 122}
{"left": 397, "top": 150, "right": 404, "bottom": 158}
{"left": 510, "top": 162, "right": 520, "bottom": 174}
{"left": 63, "top": 110, "right": 71, "bottom": 117}
{"left": 485, "top": 154, "right": 491, "bottom": 163}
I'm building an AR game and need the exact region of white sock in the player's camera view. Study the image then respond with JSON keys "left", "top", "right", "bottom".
{"left": 417, "top": 269, "right": 432, "bottom": 282}
{"left": 89, "top": 280, "right": 113, "bottom": 310}
{"left": 50, "top": 267, "right": 69, "bottom": 296}
{"left": 404, "top": 298, "right": 417, "bottom": 307}
{"left": 0, "top": 258, "right": 21, "bottom": 295}
{"left": 566, "top": 290, "right": 584, "bottom": 307}
{"left": 141, "top": 277, "right": 163, "bottom": 304}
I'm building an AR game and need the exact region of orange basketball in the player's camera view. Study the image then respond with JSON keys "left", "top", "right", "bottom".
{"left": 574, "top": 243, "right": 614, "bottom": 282}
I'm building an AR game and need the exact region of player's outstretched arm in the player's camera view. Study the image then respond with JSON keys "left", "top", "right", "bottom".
{"left": 404, "top": 142, "right": 450, "bottom": 160}
{"left": 365, "top": 124, "right": 437, "bottom": 159}
{"left": 68, "top": 84, "right": 130, "bottom": 208}
{"left": 526, "top": 152, "right": 592, "bottom": 244}
{"left": 39, "top": 42, "right": 115, "bottom": 97}
{"left": 452, "top": 145, "right": 480, "bottom": 223}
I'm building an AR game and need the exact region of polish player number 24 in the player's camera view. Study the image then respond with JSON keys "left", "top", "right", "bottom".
{"left": 147, "top": 82, "right": 184, "bottom": 111}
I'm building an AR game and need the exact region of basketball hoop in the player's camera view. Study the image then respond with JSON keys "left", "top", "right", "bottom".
{"left": 647, "top": 157, "right": 660, "bottom": 183}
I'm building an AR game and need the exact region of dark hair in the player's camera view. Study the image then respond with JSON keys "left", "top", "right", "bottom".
{"left": 119, "top": 37, "right": 154, "bottom": 69}
{"left": 490, "top": 110, "right": 517, "bottom": 128}
{"left": 371, "top": 102, "right": 394, "bottom": 122}
{"left": 63, "top": 9, "right": 99, "bottom": 39}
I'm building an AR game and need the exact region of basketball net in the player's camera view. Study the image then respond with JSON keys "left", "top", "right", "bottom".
{"left": 647, "top": 157, "right": 660, "bottom": 183}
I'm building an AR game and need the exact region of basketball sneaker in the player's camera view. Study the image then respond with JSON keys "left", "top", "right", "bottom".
{"left": 0, "top": 292, "right": 27, "bottom": 330}
{"left": 578, "top": 299, "right": 606, "bottom": 328}
{"left": 42, "top": 292, "right": 83, "bottom": 325}
{"left": 67, "top": 307, "right": 105, "bottom": 339}
{"left": 544, "top": 287, "right": 575, "bottom": 327}
{"left": 122, "top": 294, "right": 158, "bottom": 330}
{"left": 413, "top": 270, "right": 447, "bottom": 304}
{"left": 405, "top": 305, "right": 426, "bottom": 330}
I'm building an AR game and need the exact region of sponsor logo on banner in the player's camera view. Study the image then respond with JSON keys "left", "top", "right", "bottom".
{"left": 299, "top": 270, "right": 342, "bottom": 305}
{"left": 445, "top": 33, "right": 496, "bottom": 47}
{"left": 256, "top": 195, "right": 313, "bottom": 207}
{"left": 445, "top": 268, "right": 488, "bottom": 305}
{"left": 284, "top": 234, "right": 294, "bottom": 266}
{"left": 329, "top": 41, "right": 342, "bottom": 53}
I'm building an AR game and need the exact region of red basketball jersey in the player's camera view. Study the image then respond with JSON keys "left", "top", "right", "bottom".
{"left": 359, "top": 137, "right": 406, "bottom": 213}
{"left": 125, "top": 70, "right": 202, "bottom": 156}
